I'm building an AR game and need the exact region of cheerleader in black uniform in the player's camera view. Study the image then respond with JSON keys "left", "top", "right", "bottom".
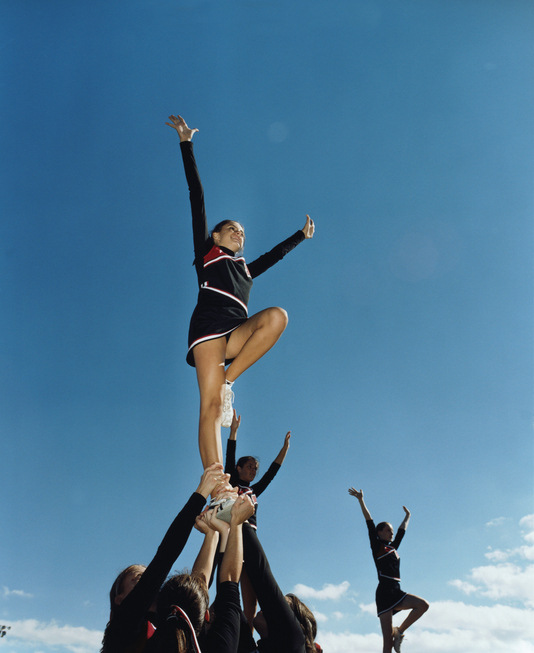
{"left": 166, "top": 115, "right": 314, "bottom": 470}
{"left": 348, "top": 488, "right": 429, "bottom": 653}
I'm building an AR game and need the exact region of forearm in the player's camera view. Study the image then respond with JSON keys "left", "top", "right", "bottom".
{"left": 358, "top": 498, "right": 372, "bottom": 521}
{"left": 273, "top": 445, "right": 289, "bottom": 466}
{"left": 219, "top": 523, "right": 243, "bottom": 583}
{"left": 192, "top": 530, "right": 219, "bottom": 585}
{"left": 247, "top": 230, "right": 305, "bottom": 278}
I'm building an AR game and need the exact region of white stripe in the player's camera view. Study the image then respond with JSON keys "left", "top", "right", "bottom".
{"left": 187, "top": 325, "right": 241, "bottom": 354}
{"left": 201, "top": 285, "right": 248, "bottom": 313}
{"left": 204, "top": 254, "right": 246, "bottom": 268}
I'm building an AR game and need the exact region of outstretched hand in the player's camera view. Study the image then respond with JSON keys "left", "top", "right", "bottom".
{"left": 283, "top": 431, "right": 291, "bottom": 449}
{"left": 301, "top": 214, "right": 315, "bottom": 239}
{"left": 403, "top": 506, "right": 411, "bottom": 517}
{"left": 348, "top": 487, "right": 363, "bottom": 500}
{"left": 166, "top": 114, "right": 199, "bottom": 142}
{"left": 230, "top": 410, "right": 241, "bottom": 436}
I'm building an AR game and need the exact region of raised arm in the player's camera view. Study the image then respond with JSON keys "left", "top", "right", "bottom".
{"left": 219, "top": 494, "right": 255, "bottom": 583}
{"left": 400, "top": 505, "right": 411, "bottom": 531}
{"left": 191, "top": 515, "right": 219, "bottom": 586}
{"left": 224, "top": 411, "right": 240, "bottom": 475}
{"left": 246, "top": 216, "right": 315, "bottom": 279}
{"left": 166, "top": 114, "right": 208, "bottom": 270}
{"left": 348, "top": 487, "right": 372, "bottom": 521}
{"left": 273, "top": 431, "right": 291, "bottom": 466}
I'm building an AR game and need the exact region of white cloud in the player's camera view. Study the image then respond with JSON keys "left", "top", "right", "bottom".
{"left": 2, "top": 587, "right": 34, "bottom": 599}
{"left": 486, "top": 516, "right": 507, "bottom": 527}
{"left": 292, "top": 581, "right": 350, "bottom": 601}
{"left": 0, "top": 619, "right": 102, "bottom": 653}
{"left": 450, "top": 515, "right": 534, "bottom": 607}
{"left": 317, "top": 601, "right": 534, "bottom": 653}
{"left": 313, "top": 611, "right": 328, "bottom": 623}
{"left": 448, "top": 579, "right": 477, "bottom": 595}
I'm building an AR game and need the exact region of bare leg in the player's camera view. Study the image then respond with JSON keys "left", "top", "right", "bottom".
{"left": 192, "top": 307, "right": 287, "bottom": 469}
{"left": 193, "top": 338, "right": 227, "bottom": 469}
{"left": 240, "top": 567, "right": 257, "bottom": 632}
{"left": 379, "top": 611, "right": 394, "bottom": 653}
{"left": 396, "top": 594, "right": 429, "bottom": 634}
{"left": 225, "top": 307, "right": 288, "bottom": 382}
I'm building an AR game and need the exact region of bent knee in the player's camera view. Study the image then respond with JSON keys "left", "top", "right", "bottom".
{"left": 266, "top": 306, "right": 288, "bottom": 330}
{"left": 421, "top": 600, "right": 430, "bottom": 613}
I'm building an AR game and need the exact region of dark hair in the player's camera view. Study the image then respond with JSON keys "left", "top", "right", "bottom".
{"left": 154, "top": 573, "right": 209, "bottom": 653}
{"left": 211, "top": 220, "right": 245, "bottom": 251}
{"left": 376, "top": 522, "right": 390, "bottom": 536}
{"left": 231, "top": 456, "right": 259, "bottom": 485}
{"left": 286, "top": 594, "right": 318, "bottom": 653}
{"left": 101, "top": 564, "right": 146, "bottom": 653}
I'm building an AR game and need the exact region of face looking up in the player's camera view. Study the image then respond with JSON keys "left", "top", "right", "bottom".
{"left": 212, "top": 222, "right": 245, "bottom": 253}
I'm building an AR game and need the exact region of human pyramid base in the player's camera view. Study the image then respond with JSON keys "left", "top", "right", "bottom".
{"left": 100, "top": 115, "right": 429, "bottom": 653}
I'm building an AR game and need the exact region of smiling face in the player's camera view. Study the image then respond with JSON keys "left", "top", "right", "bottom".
{"left": 236, "top": 458, "right": 259, "bottom": 484}
{"left": 212, "top": 221, "right": 245, "bottom": 253}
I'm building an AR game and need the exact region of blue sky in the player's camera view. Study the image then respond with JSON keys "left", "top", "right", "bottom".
{"left": 1, "top": 1, "right": 533, "bottom": 652}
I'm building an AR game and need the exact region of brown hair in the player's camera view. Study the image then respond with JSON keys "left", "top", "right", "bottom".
{"left": 155, "top": 573, "right": 209, "bottom": 653}
{"left": 286, "top": 593, "right": 318, "bottom": 653}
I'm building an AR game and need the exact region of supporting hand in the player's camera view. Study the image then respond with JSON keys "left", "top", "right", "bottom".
{"left": 196, "top": 463, "right": 230, "bottom": 499}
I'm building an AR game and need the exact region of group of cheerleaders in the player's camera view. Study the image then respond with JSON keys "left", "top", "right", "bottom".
{"left": 100, "top": 115, "right": 428, "bottom": 653}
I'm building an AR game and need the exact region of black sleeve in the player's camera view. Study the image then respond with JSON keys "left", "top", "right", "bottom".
{"left": 111, "top": 492, "right": 206, "bottom": 642}
{"left": 225, "top": 439, "right": 237, "bottom": 475}
{"left": 242, "top": 524, "right": 305, "bottom": 653}
{"left": 246, "top": 230, "right": 305, "bottom": 279}
{"left": 203, "top": 581, "right": 243, "bottom": 653}
{"left": 366, "top": 519, "right": 379, "bottom": 554}
{"left": 250, "top": 462, "right": 281, "bottom": 498}
{"left": 392, "top": 527, "right": 405, "bottom": 551}
{"left": 180, "top": 141, "right": 209, "bottom": 275}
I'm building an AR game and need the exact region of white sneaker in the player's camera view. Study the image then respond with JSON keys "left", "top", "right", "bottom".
{"left": 221, "top": 382, "right": 234, "bottom": 428}
{"left": 393, "top": 627, "right": 404, "bottom": 653}
{"left": 214, "top": 498, "right": 235, "bottom": 523}
{"left": 207, "top": 496, "right": 235, "bottom": 523}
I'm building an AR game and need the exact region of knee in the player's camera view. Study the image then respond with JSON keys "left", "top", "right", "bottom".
{"left": 200, "top": 391, "right": 224, "bottom": 418}
{"left": 266, "top": 306, "right": 288, "bottom": 332}
{"left": 421, "top": 600, "right": 430, "bottom": 613}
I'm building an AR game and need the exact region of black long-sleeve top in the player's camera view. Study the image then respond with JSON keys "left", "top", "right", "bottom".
{"left": 224, "top": 439, "right": 281, "bottom": 528}
{"left": 366, "top": 519, "right": 405, "bottom": 583}
{"left": 101, "top": 492, "right": 206, "bottom": 653}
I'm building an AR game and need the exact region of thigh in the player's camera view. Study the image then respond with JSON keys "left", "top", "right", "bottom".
{"left": 193, "top": 338, "right": 228, "bottom": 398}
{"left": 225, "top": 308, "right": 279, "bottom": 359}
{"left": 396, "top": 593, "right": 427, "bottom": 611}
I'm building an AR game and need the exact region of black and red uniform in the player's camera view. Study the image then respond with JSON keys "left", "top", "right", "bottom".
{"left": 179, "top": 141, "right": 305, "bottom": 367}
{"left": 366, "top": 519, "right": 407, "bottom": 616}
{"left": 224, "top": 438, "right": 281, "bottom": 529}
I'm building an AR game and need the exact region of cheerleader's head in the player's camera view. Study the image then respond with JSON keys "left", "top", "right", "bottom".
{"left": 155, "top": 573, "right": 209, "bottom": 652}
{"left": 211, "top": 220, "right": 245, "bottom": 254}
{"left": 235, "top": 456, "right": 259, "bottom": 483}
{"left": 376, "top": 522, "right": 394, "bottom": 542}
